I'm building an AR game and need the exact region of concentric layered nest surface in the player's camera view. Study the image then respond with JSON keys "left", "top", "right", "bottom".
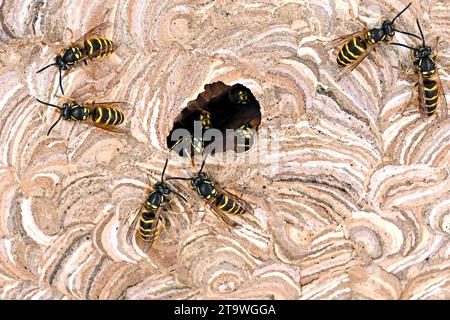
{"left": 1, "top": 0, "right": 450, "bottom": 300}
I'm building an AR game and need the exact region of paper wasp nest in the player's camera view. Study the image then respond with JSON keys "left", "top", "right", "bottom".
{"left": 1, "top": 0, "right": 450, "bottom": 300}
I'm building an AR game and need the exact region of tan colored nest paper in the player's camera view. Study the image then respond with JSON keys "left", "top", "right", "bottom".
{"left": 0, "top": 0, "right": 450, "bottom": 300}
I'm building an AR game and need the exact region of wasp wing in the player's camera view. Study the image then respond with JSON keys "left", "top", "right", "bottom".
{"left": 84, "top": 101, "right": 132, "bottom": 112}
{"left": 71, "top": 22, "right": 113, "bottom": 48}
{"left": 337, "top": 43, "right": 378, "bottom": 81}
{"left": 141, "top": 207, "right": 163, "bottom": 253}
{"left": 215, "top": 184, "right": 255, "bottom": 215}
{"left": 71, "top": 22, "right": 119, "bottom": 63}
{"left": 208, "top": 202, "right": 241, "bottom": 228}
{"left": 206, "top": 184, "right": 254, "bottom": 227}
{"left": 76, "top": 43, "right": 119, "bottom": 63}
{"left": 86, "top": 121, "right": 129, "bottom": 134}
{"left": 82, "top": 101, "right": 130, "bottom": 134}
{"left": 55, "top": 95, "right": 77, "bottom": 103}
{"left": 417, "top": 71, "right": 429, "bottom": 121}
{"left": 436, "top": 70, "right": 448, "bottom": 120}
{"left": 326, "top": 30, "right": 367, "bottom": 50}
{"left": 125, "top": 204, "right": 145, "bottom": 246}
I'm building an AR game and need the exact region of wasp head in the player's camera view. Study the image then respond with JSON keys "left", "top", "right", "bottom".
{"left": 382, "top": 20, "right": 395, "bottom": 38}
{"left": 191, "top": 173, "right": 207, "bottom": 188}
{"left": 55, "top": 55, "right": 68, "bottom": 71}
{"left": 414, "top": 46, "right": 432, "bottom": 60}
{"left": 155, "top": 182, "right": 171, "bottom": 196}
{"left": 61, "top": 103, "right": 72, "bottom": 120}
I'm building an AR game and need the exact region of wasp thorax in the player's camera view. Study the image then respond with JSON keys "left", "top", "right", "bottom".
{"left": 146, "top": 191, "right": 162, "bottom": 207}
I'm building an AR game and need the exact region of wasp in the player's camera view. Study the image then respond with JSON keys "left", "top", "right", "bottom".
{"left": 36, "top": 22, "right": 117, "bottom": 95}
{"left": 167, "top": 159, "right": 254, "bottom": 227}
{"left": 234, "top": 123, "right": 256, "bottom": 153}
{"left": 126, "top": 160, "right": 187, "bottom": 252}
{"left": 391, "top": 19, "right": 448, "bottom": 120}
{"left": 170, "top": 110, "right": 212, "bottom": 158}
{"left": 331, "top": 2, "right": 420, "bottom": 80}
{"left": 210, "top": 84, "right": 253, "bottom": 128}
{"left": 191, "top": 110, "right": 212, "bottom": 155}
{"left": 228, "top": 85, "right": 251, "bottom": 105}
{"left": 35, "top": 97, "right": 129, "bottom": 135}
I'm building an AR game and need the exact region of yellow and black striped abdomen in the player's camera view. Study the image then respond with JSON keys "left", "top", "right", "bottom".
{"left": 337, "top": 36, "right": 368, "bottom": 68}
{"left": 235, "top": 124, "right": 255, "bottom": 152}
{"left": 422, "top": 79, "right": 439, "bottom": 116}
{"left": 91, "top": 107, "right": 125, "bottom": 125}
{"left": 200, "top": 111, "right": 211, "bottom": 130}
{"left": 214, "top": 193, "right": 246, "bottom": 215}
{"left": 83, "top": 37, "right": 114, "bottom": 58}
{"left": 139, "top": 211, "right": 161, "bottom": 241}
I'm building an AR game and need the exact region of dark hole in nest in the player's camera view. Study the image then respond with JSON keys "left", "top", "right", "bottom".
{"left": 167, "top": 81, "right": 262, "bottom": 157}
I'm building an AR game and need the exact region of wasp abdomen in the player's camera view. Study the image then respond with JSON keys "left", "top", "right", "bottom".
{"left": 215, "top": 193, "right": 246, "bottom": 215}
{"left": 91, "top": 107, "right": 125, "bottom": 125}
{"left": 422, "top": 79, "right": 439, "bottom": 116}
{"left": 200, "top": 111, "right": 211, "bottom": 130}
{"left": 337, "top": 36, "right": 368, "bottom": 68}
{"left": 235, "top": 124, "right": 255, "bottom": 152}
{"left": 139, "top": 211, "right": 160, "bottom": 241}
{"left": 84, "top": 37, "right": 114, "bottom": 58}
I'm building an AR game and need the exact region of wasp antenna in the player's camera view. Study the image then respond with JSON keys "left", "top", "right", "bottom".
{"left": 36, "top": 63, "right": 57, "bottom": 73}
{"left": 47, "top": 115, "right": 63, "bottom": 136}
{"left": 161, "top": 159, "right": 169, "bottom": 182}
{"left": 58, "top": 68, "right": 65, "bottom": 95}
{"left": 198, "top": 154, "right": 209, "bottom": 175}
{"left": 416, "top": 19, "right": 426, "bottom": 47}
{"left": 170, "top": 189, "right": 188, "bottom": 203}
{"left": 390, "top": 42, "right": 416, "bottom": 51}
{"left": 166, "top": 176, "right": 191, "bottom": 182}
{"left": 36, "top": 98, "right": 62, "bottom": 109}
{"left": 391, "top": 2, "right": 412, "bottom": 23}
{"left": 393, "top": 29, "right": 421, "bottom": 41}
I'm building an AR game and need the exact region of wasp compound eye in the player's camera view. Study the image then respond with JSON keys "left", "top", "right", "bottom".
{"left": 167, "top": 81, "right": 262, "bottom": 158}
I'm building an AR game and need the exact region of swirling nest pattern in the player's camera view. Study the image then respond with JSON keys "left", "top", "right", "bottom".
{"left": 0, "top": 0, "right": 450, "bottom": 300}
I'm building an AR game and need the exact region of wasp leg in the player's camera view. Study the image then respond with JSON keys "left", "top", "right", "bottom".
{"left": 434, "top": 36, "right": 441, "bottom": 57}
{"left": 195, "top": 202, "right": 218, "bottom": 234}
{"left": 55, "top": 95, "right": 76, "bottom": 102}
{"left": 159, "top": 213, "right": 173, "bottom": 239}
{"left": 167, "top": 262, "right": 188, "bottom": 274}
{"left": 65, "top": 27, "right": 74, "bottom": 43}
{"left": 392, "top": 66, "right": 416, "bottom": 80}
{"left": 399, "top": 84, "right": 421, "bottom": 117}
{"left": 371, "top": 49, "right": 383, "bottom": 69}
{"left": 350, "top": 15, "right": 367, "bottom": 29}
{"left": 89, "top": 93, "right": 107, "bottom": 104}
{"left": 141, "top": 174, "right": 152, "bottom": 187}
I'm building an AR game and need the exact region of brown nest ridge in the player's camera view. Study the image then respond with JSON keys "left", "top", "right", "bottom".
{"left": 167, "top": 81, "right": 262, "bottom": 157}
